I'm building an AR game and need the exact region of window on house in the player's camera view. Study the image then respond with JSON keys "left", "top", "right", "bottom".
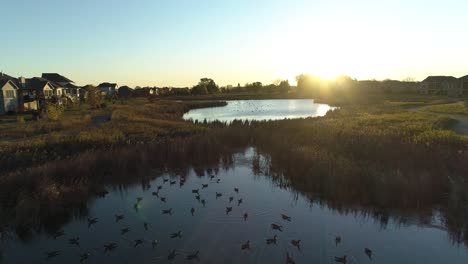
{"left": 44, "top": 90, "right": 52, "bottom": 97}
{"left": 5, "top": 90, "right": 15, "bottom": 98}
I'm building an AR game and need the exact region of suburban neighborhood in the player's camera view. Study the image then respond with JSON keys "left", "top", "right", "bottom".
{"left": 1, "top": 71, "right": 468, "bottom": 115}
{"left": 0, "top": 72, "right": 163, "bottom": 115}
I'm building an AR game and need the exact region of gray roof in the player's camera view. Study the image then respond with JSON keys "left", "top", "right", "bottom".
{"left": 26, "top": 77, "right": 52, "bottom": 91}
{"left": 97, "top": 82, "right": 118, "bottom": 88}
{"left": 42, "top": 73, "right": 73, "bottom": 83}
{"left": 0, "top": 72, "right": 15, "bottom": 80}
{"left": 422, "top": 76, "right": 457, "bottom": 82}
{"left": 0, "top": 79, "right": 19, "bottom": 89}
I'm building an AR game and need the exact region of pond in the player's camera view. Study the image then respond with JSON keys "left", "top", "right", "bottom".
{"left": 183, "top": 99, "right": 337, "bottom": 122}
{"left": 1, "top": 147, "right": 467, "bottom": 264}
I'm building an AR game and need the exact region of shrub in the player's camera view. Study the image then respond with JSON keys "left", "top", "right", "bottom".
{"left": 44, "top": 103, "right": 63, "bottom": 121}
{"left": 16, "top": 116, "right": 25, "bottom": 123}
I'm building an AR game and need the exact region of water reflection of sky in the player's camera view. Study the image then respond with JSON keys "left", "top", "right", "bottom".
{"left": 183, "top": 99, "right": 338, "bottom": 122}
{"left": 2, "top": 148, "right": 468, "bottom": 264}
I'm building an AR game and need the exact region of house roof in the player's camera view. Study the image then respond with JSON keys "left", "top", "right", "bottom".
{"left": 459, "top": 75, "right": 468, "bottom": 80}
{"left": 42, "top": 73, "right": 73, "bottom": 83}
{"left": 97, "top": 82, "right": 118, "bottom": 88}
{"left": 0, "top": 72, "right": 15, "bottom": 80}
{"left": 27, "top": 77, "right": 52, "bottom": 90}
{"left": 0, "top": 79, "right": 20, "bottom": 90}
{"left": 422, "top": 76, "right": 457, "bottom": 82}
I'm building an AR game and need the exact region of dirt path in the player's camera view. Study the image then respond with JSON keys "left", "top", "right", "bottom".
{"left": 89, "top": 111, "right": 112, "bottom": 128}
{"left": 408, "top": 106, "right": 468, "bottom": 136}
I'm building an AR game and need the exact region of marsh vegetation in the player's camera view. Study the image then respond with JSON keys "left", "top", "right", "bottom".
{"left": 1, "top": 96, "right": 468, "bottom": 263}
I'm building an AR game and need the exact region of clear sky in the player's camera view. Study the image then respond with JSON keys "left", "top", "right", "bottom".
{"left": 1, "top": 0, "right": 467, "bottom": 87}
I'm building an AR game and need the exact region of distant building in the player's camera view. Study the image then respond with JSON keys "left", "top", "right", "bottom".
{"left": 97, "top": 82, "right": 118, "bottom": 96}
{"left": 118, "top": 86, "right": 134, "bottom": 98}
{"left": 42, "top": 73, "right": 81, "bottom": 99}
{"left": 420, "top": 76, "right": 460, "bottom": 96}
{"left": 0, "top": 79, "right": 19, "bottom": 114}
{"left": 134, "top": 87, "right": 156, "bottom": 97}
{"left": 459, "top": 75, "right": 468, "bottom": 96}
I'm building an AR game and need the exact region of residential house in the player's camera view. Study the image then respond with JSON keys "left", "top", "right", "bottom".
{"left": 118, "top": 86, "right": 134, "bottom": 98}
{"left": 23, "top": 77, "right": 55, "bottom": 109}
{"left": 133, "top": 87, "right": 156, "bottom": 97}
{"left": 0, "top": 79, "right": 19, "bottom": 114}
{"left": 420, "top": 76, "right": 460, "bottom": 96}
{"left": 97, "top": 82, "right": 118, "bottom": 96}
{"left": 459, "top": 75, "right": 468, "bottom": 96}
{"left": 42, "top": 73, "right": 81, "bottom": 99}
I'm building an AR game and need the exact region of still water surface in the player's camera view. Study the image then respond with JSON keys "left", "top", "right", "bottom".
{"left": 1, "top": 148, "right": 468, "bottom": 264}
{"left": 183, "top": 99, "right": 337, "bottom": 122}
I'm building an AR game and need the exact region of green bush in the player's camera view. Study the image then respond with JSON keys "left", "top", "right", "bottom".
{"left": 16, "top": 116, "right": 25, "bottom": 123}
{"left": 44, "top": 103, "right": 63, "bottom": 121}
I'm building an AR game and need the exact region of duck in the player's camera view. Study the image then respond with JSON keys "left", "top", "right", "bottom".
{"left": 216, "top": 192, "right": 222, "bottom": 199}
{"left": 334, "top": 255, "right": 347, "bottom": 263}
{"left": 87, "top": 218, "right": 98, "bottom": 228}
{"left": 163, "top": 179, "right": 169, "bottom": 183}
{"left": 190, "top": 208, "right": 195, "bottom": 216}
{"left": 365, "top": 248, "right": 372, "bottom": 259}
{"left": 266, "top": 235, "right": 278, "bottom": 245}
{"left": 79, "top": 252, "right": 91, "bottom": 263}
{"left": 152, "top": 191, "right": 159, "bottom": 197}
{"left": 134, "top": 239, "right": 143, "bottom": 247}
{"left": 121, "top": 227, "right": 130, "bottom": 235}
{"left": 115, "top": 214, "right": 124, "bottom": 222}
{"left": 286, "top": 252, "right": 296, "bottom": 264}
{"left": 195, "top": 195, "right": 201, "bottom": 201}
{"left": 216, "top": 179, "right": 221, "bottom": 183}
{"left": 243, "top": 213, "right": 248, "bottom": 221}
{"left": 69, "top": 237, "right": 80, "bottom": 247}
{"left": 210, "top": 175, "right": 215, "bottom": 180}
{"left": 186, "top": 251, "right": 200, "bottom": 261}
{"left": 151, "top": 239, "right": 159, "bottom": 249}
{"left": 291, "top": 240, "right": 301, "bottom": 250}
{"left": 157, "top": 185, "right": 163, "bottom": 190}
{"left": 192, "top": 189, "right": 199, "bottom": 194}
{"left": 170, "top": 231, "right": 182, "bottom": 239}
{"left": 144, "top": 222, "right": 149, "bottom": 230}
{"left": 202, "top": 184, "right": 209, "bottom": 189}
{"left": 104, "top": 243, "right": 117, "bottom": 252}
{"left": 201, "top": 199, "right": 206, "bottom": 206}
{"left": 271, "top": 223, "right": 283, "bottom": 232}
{"left": 226, "top": 207, "right": 233, "bottom": 215}
{"left": 241, "top": 240, "right": 250, "bottom": 250}
{"left": 229, "top": 196, "right": 234, "bottom": 203}
{"left": 170, "top": 180, "right": 176, "bottom": 185}
{"left": 234, "top": 188, "right": 239, "bottom": 193}
{"left": 45, "top": 251, "right": 60, "bottom": 260}
{"left": 162, "top": 208, "right": 173, "bottom": 215}
{"left": 133, "top": 203, "right": 139, "bottom": 211}
{"left": 168, "top": 249, "right": 177, "bottom": 260}
{"left": 136, "top": 197, "right": 143, "bottom": 203}
{"left": 281, "top": 214, "right": 291, "bottom": 221}
{"left": 335, "top": 236, "right": 341, "bottom": 246}
{"left": 53, "top": 230, "right": 64, "bottom": 239}
{"left": 160, "top": 197, "right": 167, "bottom": 203}
{"left": 237, "top": 199, "right": 243, "bottom": 206}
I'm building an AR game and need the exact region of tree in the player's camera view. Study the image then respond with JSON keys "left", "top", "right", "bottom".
{"left": 192, "top": 78, "right": 219, "bottom": 94}
{"left": 85, "top": 85, "right": 102, "bottom": 108}
{"left": 245, "top": 82, "right": 263, "bottom": 92}
{"left": 278, "top": 80, "right": 290, "bottom": 93}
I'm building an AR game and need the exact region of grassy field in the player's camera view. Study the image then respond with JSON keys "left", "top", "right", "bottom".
{"left": 419, "top": 101, "right": 468, "bottom": 115}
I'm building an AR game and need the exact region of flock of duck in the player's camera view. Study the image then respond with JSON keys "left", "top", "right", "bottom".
{"left": 40, "top": 173, "right": 374, "bottom": 263}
